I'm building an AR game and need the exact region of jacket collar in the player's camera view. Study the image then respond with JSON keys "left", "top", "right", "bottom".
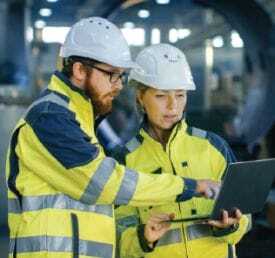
{"left": 49, "top": 71, "right": 90, "bottom": 101}
{"left": 48, "top": 71, "right": 110, "bottom": 128}
{"left": 140, "top": 118, "right": 188, "bottom": 148}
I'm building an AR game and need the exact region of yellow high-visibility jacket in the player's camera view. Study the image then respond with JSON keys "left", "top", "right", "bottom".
{"left": 6, "top": 71, "right": 198, "bottom": 258}
{"left": 115, "top": 121, "right": 251, "bottom": 258}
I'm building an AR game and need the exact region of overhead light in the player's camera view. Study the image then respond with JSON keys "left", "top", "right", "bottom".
{"left": 47, "top": 0, "right": 59, "bottom": 2}
{"left": 42, "top": 26, "right": 70, "bottom": 43}
{"left": 39, "top": 8, "right": 52, "bottom": 17}
{"left": 156, "top": 0, "right": 170, "bottom": 4}
{"left": 121, "top": 28, "right": 145, "bottom": 46}
{"left": 212, "top": 35, "right": 224, "bottom": 48}
{"left": 35, "top": 20, "right": 46, "bottom": 29}
{"left": 231, "top": 31, "right": 244, "bottom": 48}
{"left": 26, "top": 27, "right": 34, "bottom": 42}
{"left": 178, "top": 28, "right": 191, "bottom": 39}
{"left": 168, "top": 28, "right": 191, "bottom": 43}
{"left": 169, "top": 28, "right": 178, "bottom": 43}
{"left": 123, "top": 22, "right": 135, "bottom": 29}
{"left": 151, "top": 28, "right": 160, "bottom": 44}
{"left": 206, "top": 41, "right": 214, "bottom": 68}
{"left": 138, "top": 9, "right": 150, "bottom": 19}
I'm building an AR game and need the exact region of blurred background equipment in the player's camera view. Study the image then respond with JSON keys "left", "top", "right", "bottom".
{"left": 1, "top": 0, "right": 275, "bottom": 257}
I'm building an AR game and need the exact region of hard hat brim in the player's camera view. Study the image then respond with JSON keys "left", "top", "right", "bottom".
{"left": 129, "top": 71, "right": 196, "bottom": 91}
{"left": 60, "top": 47, "right": 137, "bottom": 69}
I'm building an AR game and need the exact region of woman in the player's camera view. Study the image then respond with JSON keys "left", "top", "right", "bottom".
{"left": 115, "top": 44, "right": 250, "bottom": 258}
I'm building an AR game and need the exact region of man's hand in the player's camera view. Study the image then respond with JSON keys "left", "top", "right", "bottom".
{"left": 207, "top": 209, "right": 242, "bottom": 228}
{"left": 196, "top": 179, "right": 221, "bottom": 199}
{"left": 144, "top": 213, "right": 174, "bottom": 247}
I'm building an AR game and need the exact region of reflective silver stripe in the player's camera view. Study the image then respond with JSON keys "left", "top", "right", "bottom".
{"left": 25, "top": 92, "right": 68, "bottom": 116}
{"left": 228, "top": 244, "right": 235, "bottom": 258}
{"left": 114, "top": 168, "right": 139, "bottom": 205}
{"left": 117, "top": 215, "right": 139, "bottom": 235}
{"left": 10, "top": 236, "right": 113, "bottom": 258}
{"left": 8, "top": 198, "right": 21, "bottom": 214}
{"left": 117, "top": 215, "right": 139, "bottom": 227}
{"left": 8, "top": 194, "right": 113, "bottom": 217}
{"left": 191, "top": 127, "right": 207, "bottom": 138}
{"left": 246, "top": 214, "right": 252, "bottom": 232}
{"left": 125, "top": 137, "right": 141, "bottom": 152}
{"left": 157, "top": 228, "right": 182, "bottom": 247}
{"left": 186, "top": 224, "right": 213, "bottom": 241}
{"left": 80, "top": 157, "right": 116, "bottom": 204}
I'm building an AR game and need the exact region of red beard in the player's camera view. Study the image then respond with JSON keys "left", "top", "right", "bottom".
{"left": 84, "top": 77, "right": 113, "bottom": 116}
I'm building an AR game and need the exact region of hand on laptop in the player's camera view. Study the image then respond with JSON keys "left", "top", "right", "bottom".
{"left": 196, "top": 179, "right": 221, "bottom": 199}
{"left": 207, "top": 209, "right": 242, "bottom": 228}
{"left": 144, "top": 213, "right": 175, "bottom": 247}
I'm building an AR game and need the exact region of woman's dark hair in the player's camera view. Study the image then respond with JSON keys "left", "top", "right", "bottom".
{"left": 61, "top": 56, "right": 99, "bottom": 78}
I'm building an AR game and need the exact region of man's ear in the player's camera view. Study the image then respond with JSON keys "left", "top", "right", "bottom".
{"left": 72, "top": 62, "right": 86, "bottom": 83}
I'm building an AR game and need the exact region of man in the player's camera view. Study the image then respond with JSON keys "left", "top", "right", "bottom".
{"left": 6, "top": 17, "right": 218, "bottom": 258}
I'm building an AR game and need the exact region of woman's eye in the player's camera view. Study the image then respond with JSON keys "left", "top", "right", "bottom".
{"left": 155, "top": 94, "right": 165, "bottom": 98}
{"left": 177, "top": 94, "right": 185, "bottom": 98}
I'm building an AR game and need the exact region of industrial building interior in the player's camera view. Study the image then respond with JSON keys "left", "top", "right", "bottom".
{"left": 0, "top": 0, "right": 275, "bottom": 257}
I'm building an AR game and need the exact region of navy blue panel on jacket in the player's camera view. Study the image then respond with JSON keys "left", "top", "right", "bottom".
{"left": 25, "top": 102, "right": 99, "bottom": 169}
{"left": 207, "top": 132, "right": 237, "bottom": 164}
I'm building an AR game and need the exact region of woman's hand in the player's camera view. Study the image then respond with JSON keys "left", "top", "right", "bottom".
{"left": 207, "top": 209, "right": 242, "bottom": 228}
{"left": 144, "top": 213, "right": 174, "bottom": 246}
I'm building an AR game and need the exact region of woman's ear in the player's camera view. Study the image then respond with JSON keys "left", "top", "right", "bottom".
{"left": 137, "top": 90, "right": 144, "bottom": 108}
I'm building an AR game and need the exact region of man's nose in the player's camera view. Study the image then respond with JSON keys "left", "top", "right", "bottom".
{"left": 113, "top": 81, "right": 123, "bottom": 91}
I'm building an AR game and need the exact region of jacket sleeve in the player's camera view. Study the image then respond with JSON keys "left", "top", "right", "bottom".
{"left": 17, "top": 107, "right": 196, "bottom": 206}
{"left": 212, "top": 214, "right": 252, "bottom": 245}
{"left": 207, "top": 132, "right": 237, "bottom": 180}
{"left": 115, "top": 206, "right": 145, "bottom": 258}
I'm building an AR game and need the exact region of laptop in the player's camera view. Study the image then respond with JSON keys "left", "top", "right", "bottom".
{"left": 170, "top": 159, "right": 275, "bottom": 223}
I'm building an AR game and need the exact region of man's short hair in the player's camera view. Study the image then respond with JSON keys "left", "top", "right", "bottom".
{"left": 61, "top": 56, "right": 100, "bottom": 78}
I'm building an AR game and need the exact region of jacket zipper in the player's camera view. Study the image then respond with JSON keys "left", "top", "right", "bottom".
{"left": 71, "top": 213, "right": 79, "bottom": 258}
{"left": 167, "top": 126, "right": 189, "bottom": 258}
{"left": 13, "top": 239, "right": 17, "bottom": 258}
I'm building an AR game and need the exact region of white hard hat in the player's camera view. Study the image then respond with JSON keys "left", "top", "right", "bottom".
{"left": 129, "top": 43, "right": 196, "bottom": 90}
{"left": 60, "top": 17, "right": 136, "bottom": 69}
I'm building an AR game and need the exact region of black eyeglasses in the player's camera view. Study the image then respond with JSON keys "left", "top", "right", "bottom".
{"left": 85, "top": 64, "right": 128, "bottom": 85}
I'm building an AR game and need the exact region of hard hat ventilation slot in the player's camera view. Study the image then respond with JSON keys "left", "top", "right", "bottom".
{"left": 164, "top": 53, "right": 180, "bottom": 63}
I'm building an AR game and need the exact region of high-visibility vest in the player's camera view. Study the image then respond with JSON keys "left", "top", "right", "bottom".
{"left": 116, "top": 122, "right": 251, "bottom": 258}
{"left": 6, "top": 71, "right": 194, "bottom": 258}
